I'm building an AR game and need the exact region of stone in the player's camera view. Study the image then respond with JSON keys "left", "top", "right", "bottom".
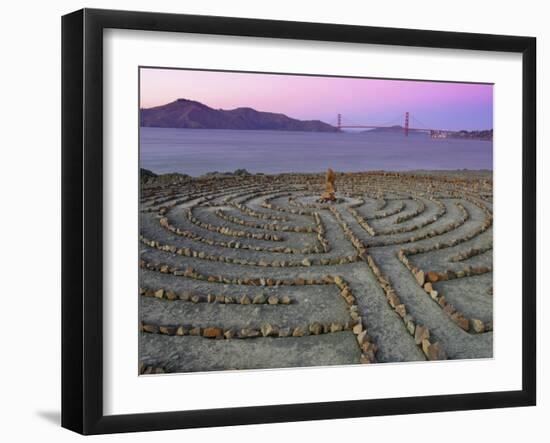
{"left": 395, "top": 304, "right": 407, "bottom": 318}
{"left": 423, "top": 282, "right": 433, "bottom": 293}
{"left": 422, "top": 338, "right": 431, "bottom": 356}
{"left": 341, "top": 287, "right": 352, "bottom": 298}
{"left": 246, "top": 329, "right": 260, "bottom": 338}
{"left": 426, "top": 342, "right": 447, "bottom": 361}
{"left": 203, "top": 327, "right": 222, "bottom": 338}
{"left": 360, "top": 351, "right": 376, "bottom": 364}
{"left": 352, "top": 323, "right": 363, "bottom": 334}
{"left": 206, "top": 294, "right": 216, "bottom": 303}
{"left": 388, "top": 292, "right": 401, "bottom": 308}
{"left": 261, "top": 324, "right": 277, "bottom": 337}
{"left": 154, "top": 288, "right": 164, "bottom": 299}
{"left": 415, "top": 270, "right": 425, "bottom": 286}
{"left": 159, "top": 326, "right": 176, "bottom": 335}
{"left": 356, "top": 330, "right": 368, "bottom": 345}
{"left": 451, "top": 312, "right": 470, "bottom": 331}
{"left": 404, "top": 315, "right": 416, "bottom": 336}
{"left": 301, "top": 258, "right": 311, "bottom": 267}
{"left": 176, "top": 326, "right": 187, "bottom": 336}
{"left": 427, "top": 271, "right": 440, "bottom": 283}
{"left": 267, "top": 295, "right": 279, "bottom": 305}
{"left": 143, "top": 324, "right": 159, "bottom": 334}
{"left": 166, "top": 290, "right": 178, "bottom": 301}
{"left": 443, "top": 303, "right": 456, "bottom": 315}
{"left": 280, "top": 295, "right": 292, "bottom": 305}
{"left": 330, "top": 322, "right": 343, "bottom": 333}
{"left": 240, "top": 295, "right": 251, "bottom": 305}
{"left": 362, "top": 341, "right": 378, "bottom": 354}
{"left": 179, "top": 291, "right": 191, "bottom": 301}
{"left": 253, "top": 294, "right": 266, "bottom": 304}
{"left": 189, "top": 327, "right": 202, "bottom": 336}
{"left": 292, "top": 327, "right": 306, "bottom": 337}
{"left": 414, "top": 325, "right": 430, "bottom": 345}
{"left": 278, "top": 327, "right": 291, "bottom": 337}
{"left": 223, "top": 329, "right": 235, "bottom": 339}
{"left": 190, "top": 294, "right": 201, "bottom": 303}
{"left": 309, "top": 323, "right": 323, "bottom": 335}
{"left": 471, "top": 318, "right": 485, "bottom": 333}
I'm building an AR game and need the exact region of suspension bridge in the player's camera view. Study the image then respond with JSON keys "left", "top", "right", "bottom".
{"left": 334, "top": 112, "right": 451, "bottom": 138}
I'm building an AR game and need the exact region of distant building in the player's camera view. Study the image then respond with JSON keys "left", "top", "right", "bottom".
{"left": 430, "top": 129, "right": 493, "bottom": 141}
{"left": 430, "top": 130, "right": 448, "bottom": 139}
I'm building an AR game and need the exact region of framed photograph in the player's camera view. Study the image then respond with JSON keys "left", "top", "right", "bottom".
{"left": 61, "top": 8, "right": 536, "bottom": 435}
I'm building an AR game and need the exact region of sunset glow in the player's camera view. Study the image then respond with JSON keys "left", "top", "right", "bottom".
{"left": 140, "top": 67, "right": 493, "bottom": 131}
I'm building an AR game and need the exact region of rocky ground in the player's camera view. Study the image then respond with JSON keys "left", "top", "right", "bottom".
{"left": 138, "top": 170, "right": 493, "bottom": 375}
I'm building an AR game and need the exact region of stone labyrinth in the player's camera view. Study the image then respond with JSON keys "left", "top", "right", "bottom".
{"left": 138, "top": 171, "right": 493, "bottom": 374}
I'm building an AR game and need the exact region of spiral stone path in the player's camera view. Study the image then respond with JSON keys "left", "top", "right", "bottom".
{"left": 138, "top": 171, "right": 493, "bottom": 374}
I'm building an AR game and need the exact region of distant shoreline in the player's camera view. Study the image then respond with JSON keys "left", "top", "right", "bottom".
{"left": 140, "top": 125, "right": 494, "bottom": 137}
{"left": 141, "top": 168, "right": 493, "bottom": 183}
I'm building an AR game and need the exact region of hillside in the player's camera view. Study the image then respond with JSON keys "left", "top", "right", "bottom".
{"left": 140, "top": 99, "right": 337, "bottom": 132}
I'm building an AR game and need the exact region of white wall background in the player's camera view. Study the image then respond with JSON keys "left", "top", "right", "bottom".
{"left": 0, "top": 1, "right": 545, "bottom": 441}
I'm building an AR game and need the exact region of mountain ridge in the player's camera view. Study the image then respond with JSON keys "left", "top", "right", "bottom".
{"left": 140, "top": 98, "right": 337, "bottom": 132}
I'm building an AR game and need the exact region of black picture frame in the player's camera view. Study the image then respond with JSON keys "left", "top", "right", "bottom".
{"left": 61, "top": 8, "right": 536, "bottom": 435}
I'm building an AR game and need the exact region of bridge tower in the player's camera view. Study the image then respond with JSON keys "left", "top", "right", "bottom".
{"left": 404, "top": 112, "right": 409, "bottom": 137}
{"left": 337, "top": 113, "right": 342, "bottom": 131}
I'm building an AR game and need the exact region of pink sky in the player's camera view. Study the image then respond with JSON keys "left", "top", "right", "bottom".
{"left": 140, "top": 67, "right": 493, "bottom": 131}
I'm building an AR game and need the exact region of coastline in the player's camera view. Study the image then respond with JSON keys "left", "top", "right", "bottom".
{"left": 141, "top": 168, "right": 493, "bottom": 185}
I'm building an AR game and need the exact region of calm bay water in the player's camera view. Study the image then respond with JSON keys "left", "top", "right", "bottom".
{"left": 140, "top": 127, "right": 493, "bottom": 176}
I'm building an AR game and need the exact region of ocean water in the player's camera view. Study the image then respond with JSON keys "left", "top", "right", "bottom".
{"left": 139, "top": 127, "right": 493, "bottom": 176}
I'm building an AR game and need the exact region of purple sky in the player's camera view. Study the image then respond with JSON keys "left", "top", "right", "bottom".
{"left": 140, "top": 68, "right": 493, "bottom": 131}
